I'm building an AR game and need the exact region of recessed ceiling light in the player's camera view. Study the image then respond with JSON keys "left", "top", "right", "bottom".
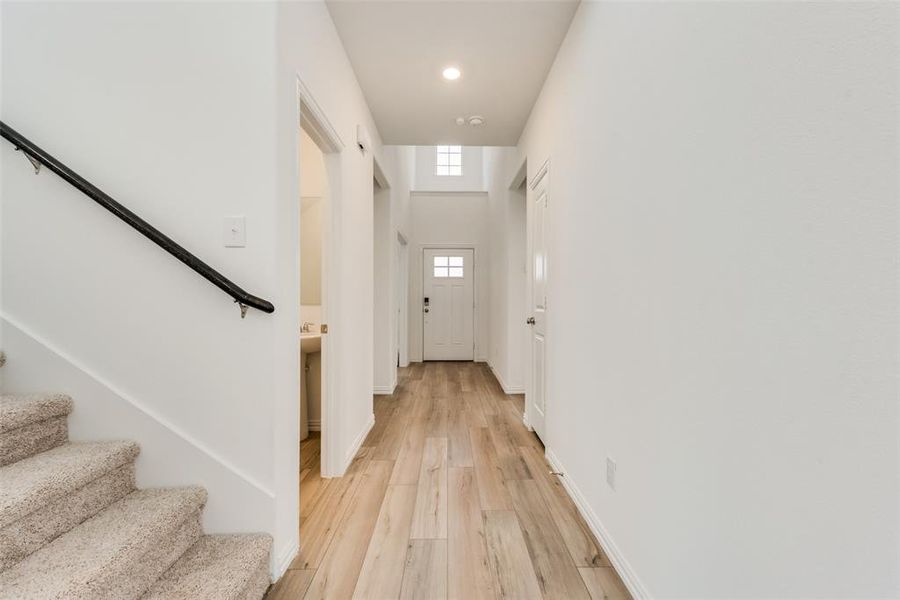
{"left": 468, "top": 116, "right": 485, "bottom": 127}
{"left": 442, "top": 66, "right": 461, "bottom": 81}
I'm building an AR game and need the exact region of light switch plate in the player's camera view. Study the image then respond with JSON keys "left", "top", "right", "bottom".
{"left": 223, "top": 216, "right": 246, "bottom": 247}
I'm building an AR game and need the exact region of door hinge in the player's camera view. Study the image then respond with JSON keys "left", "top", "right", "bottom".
{"left": 320, "top": 324, "right": 328, "bottom": 334}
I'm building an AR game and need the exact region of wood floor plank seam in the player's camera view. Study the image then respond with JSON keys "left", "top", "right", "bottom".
{"left": 293, "top": 362, "right": 632, "bottom": 600}
{"left": 304, "top": 460, "right": 394, "bottom": 599}
{"left": 507, "top": 478, "right": 592, "bottom": 599}
{"left": 352, "top": 484, "right": 418, "bottom": 599}
{"left": 517, "top": 444, "right": 610, "bottom": 568}
{"left": 410, "top": 437, "right": 449, "bottom": 540}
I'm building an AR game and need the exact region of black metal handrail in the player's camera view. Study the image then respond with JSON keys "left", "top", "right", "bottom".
{"left": 0, "top": 121, "right": 274, "bottom": 317}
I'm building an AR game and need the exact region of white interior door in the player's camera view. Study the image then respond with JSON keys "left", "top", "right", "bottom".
{"left": 423, "top": 248, "right": 475, "bottom": 361}
{"left": 528, "top": 166, "right": 549, "bottom": 441}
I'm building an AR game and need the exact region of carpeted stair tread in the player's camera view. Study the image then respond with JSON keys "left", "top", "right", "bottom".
{"left": 0, "top": 487, "right": 207, "bottom": 599}
{"left": 142, "top": 534, "right": 271, "bottom": 599}
{"left": 0, "top": 394, "right": 72, "bottom": 432}
{"left": 0, "top": 414, "right": 70, "bottom": 468}
{"left": 0, "top": 441, "right": 139, "bottom": 529}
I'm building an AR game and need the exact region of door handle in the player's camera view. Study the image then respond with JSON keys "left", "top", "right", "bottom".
{"left": 526, "top": 317, "right": 535, "bottom": 325}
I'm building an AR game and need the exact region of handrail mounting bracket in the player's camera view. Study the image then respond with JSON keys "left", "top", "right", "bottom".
{"left": 237, "top": 302, "right": 249, "bottom": 319}
{"left": 15, "top": 147, "right": 42, "bottom": 174}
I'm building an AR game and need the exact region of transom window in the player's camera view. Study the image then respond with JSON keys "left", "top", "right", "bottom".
{"left": 435, "top": 145, "right": 462, "bottom": 176}
{"left": 433, "top": 255, "right": 464, "bottom": 278}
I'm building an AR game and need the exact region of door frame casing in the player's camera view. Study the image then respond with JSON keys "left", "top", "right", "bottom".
{"left": 508, "top": 156, "right": 529, "bottom": 396}
{"left": 417, "top": 243, "right": 479, "bottom": 362}
{"left": 372, "top": 171, "right": 395, "bottom": 395}
{"left": 525, "top": 158, "right": 550, "bottom": 437}
{"left": 297, "top": 75, "right": 344, "bottom": 479}
{"left": 508, "top": 156, "right": 527, "bottom": 191}
{"left": 397, "top": 232, "right": 410, "bottom": 368}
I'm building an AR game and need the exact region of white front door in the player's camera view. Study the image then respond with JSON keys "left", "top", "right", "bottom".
{"left": 528, "top": 165, "right": 549, "bottom": 441}
{"left": 423, "top": 248, "right": 475, "bottom": 361}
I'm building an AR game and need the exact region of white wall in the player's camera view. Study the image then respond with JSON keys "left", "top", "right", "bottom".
{"left": 484, "top": 147, "right": 527, "bottom": 393}
{"left": 1, "top": 0, "right": 284, "bottom": 567}
{"left": 516, "top": 2, "right": 899, "bottom": 598}
{"left": 277, "top": 0, "right": 393, "bottom": 530}
{"left": 413, "top": 146, "right": 484, "bottom": 192}
{"left": 300, "top": 128, "right": 326, "bottom": 306}
{"left": 373, "top": 181, "right": 393, "bottom": 393}
{"left": 408, "top": 192, "right": 490, "bottom": 362}
{"left": 300, "top": 127, "right": 328, "bottom": 198}
{"left": 373, "top": 146, "right": 415, "bottom": 393}
{"left": 300, "top": 197, "right": 323, "bottom": 306}
{"left": 386, "top": 146, "right": 415, "bottom": 369}
{"left": 485, "top": 148, "right": 509, "bottom": 379}
{"left": 505, "top": 183, "right": 527, "bottom": 390}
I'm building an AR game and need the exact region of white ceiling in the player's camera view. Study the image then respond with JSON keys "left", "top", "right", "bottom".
{"left": 326, "top": 1, "right": 579, "bottom": 146}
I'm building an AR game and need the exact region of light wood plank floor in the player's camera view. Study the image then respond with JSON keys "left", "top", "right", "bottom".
{"left": 268, "top": 362, "right": 632, "bottom": 600}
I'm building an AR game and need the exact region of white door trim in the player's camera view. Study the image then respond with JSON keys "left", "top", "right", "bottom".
{"left": 530, "top": 158, "right": 550, "bottom": 191}
{"left": 416, "top": 243, "right": 479, "bottom": 362}
{"left": 397, "top": 233, "right": 410, "bottom": 368}
{"left": 297, "top": 75, "right": 343, "bottom": 479}
{"left": 508, "top": 155, "right": 527, "bottom": 191}
{"left": 373, "top": 156, "right": 391, "bottom": 190}
{"left": 297, "top": 77, "right": 344, "bottom": 153}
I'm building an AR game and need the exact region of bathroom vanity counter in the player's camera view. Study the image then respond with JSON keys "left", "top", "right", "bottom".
{"left": 301, "top": 332, "right": 321, "bottom": 353}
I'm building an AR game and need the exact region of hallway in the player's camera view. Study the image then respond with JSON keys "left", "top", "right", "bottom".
{"left": 269, "top": 362, "right": 630, "bottom": 599}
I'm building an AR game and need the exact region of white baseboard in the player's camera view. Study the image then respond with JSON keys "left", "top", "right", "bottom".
{"left": 373, "top": 383, "right": 396, "bottom": 395}
{"left": 308, "top": 419, "right": 321, "bottom": 432}
{"left": 343, "top": 413, "right": 375, "bottom": 472}
{"left": 273, "top": 536, "right": 298, "bottom": 580}
{"left": 544, "top": 447, "right": 651, "bottom": 600}
{"left": 487, "top": 360, "right": 525, "bottom": 394}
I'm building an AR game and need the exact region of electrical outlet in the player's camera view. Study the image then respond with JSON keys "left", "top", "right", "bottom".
{"left": 606, "top": 457, "right": 616, "bottom": 490}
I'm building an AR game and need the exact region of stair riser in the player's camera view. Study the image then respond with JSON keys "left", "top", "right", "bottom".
{"left": 0, "top": 463, "right": 136, "bottom": 572}
{"left": 142, "top": 534, "right": 273, "bottom": 599}
{"left": 86, "top": 511, "right": 203, "bottom": 600}
{"left": 0, "top": 416, "right": 68, "bottom": 467}
{"left": 237, "top": 555, "right": 271, "bottom": 600}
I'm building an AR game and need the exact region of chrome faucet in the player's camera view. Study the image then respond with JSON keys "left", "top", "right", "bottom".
{"left": 301, "top": 321, "right": 315, "bottom": 333}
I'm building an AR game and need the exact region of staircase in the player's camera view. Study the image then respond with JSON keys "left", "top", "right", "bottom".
{"left": 0, "top": 351, "right": 272, "bottom": 599}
